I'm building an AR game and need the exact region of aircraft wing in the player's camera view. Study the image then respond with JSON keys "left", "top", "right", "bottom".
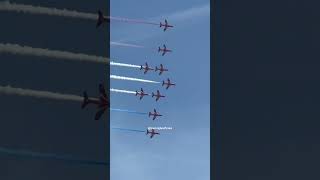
{"left": 162, "top": 51, "right": 165, "bottom": 56}
{"left": 140, "top": 95, "right": 143, "bottom": 100}
{"left": 96, "top": 21, "right": 102, "bottom": 27}
{"left": 153, "top": 115, "right": 156, "bottom": 120}
{"left": 144, "top": 69, "right": 148, "bottom": 74}
{"left": 159, "top": 71, "right": 163, "bottom": 75}
{"left": 156, "top": 96, "right": 160, "bottom": 101}
{"left": 166, "top": 85, "right": 170, "bottom": 89}
{"left": 150, "top": 133, "right": 154, "bottom": 138}
{"left": 99, "top": 84, "right": 107, "bottom": 98}
{"left": 95, "top": 107, "right": 106, "bottom": 120}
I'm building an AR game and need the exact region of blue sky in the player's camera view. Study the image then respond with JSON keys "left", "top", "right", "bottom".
{"left": 110, "top": 0, "right": 210, "bottom": 179}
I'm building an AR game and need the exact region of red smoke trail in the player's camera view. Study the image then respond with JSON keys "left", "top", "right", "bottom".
{"left": 108, "top": 16, "right": 159, "bottom": 25}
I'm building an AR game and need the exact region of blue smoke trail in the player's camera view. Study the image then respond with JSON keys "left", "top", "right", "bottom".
{"left": 110, "top": 108, "right": 147, "bottom": 115}
{"left": 0, "top": 147, "right": 108, "bottom": 166}
{"left": 112, "top": 127, "right": 145, "bottom": 133}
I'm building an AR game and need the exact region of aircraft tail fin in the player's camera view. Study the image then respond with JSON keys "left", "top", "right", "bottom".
{"left": 152, "top": 92, "right": 155, "bottom": 97}
{"left": 148, "top": 112, "right": 151, "bottom": 117}
{"left": 158, "top": 47, "right": 161, "bottom": 52}
{"left": 82, "top": 91, "right": 89, "bottom": 109}
{"left": 162, "top": 81, "right": 165, "bottom": 86}
{"left": 155, "top": 66, "right": 159, "bottom": 71}
{"left": 135, "top": 91, "right": 138, "bottom": 96}
{"left": 96, "top": 10, "right": 104, "bottom": 28}
{"left": 160, "top": 22, "right": 162, "bottom": 27}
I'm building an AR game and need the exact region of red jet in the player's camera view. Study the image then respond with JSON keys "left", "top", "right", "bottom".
{"left": 160, "top": 19, "right": 173, "bottom": 31}
{"left": 135, "top": 88, "right": 149, "bottom": 100}
{"left": 140, "top": 62, "right": 154, "bottom": 74}
{"left": 146, "top": 128, "right": 160, "bottom": 138}
{"left": 152, "top": 90, "right": 165, "bottom": 101}
{"left": 162, "top": 78, "right": 176, "bottom": 90}
{"left": 155, "top": 64, "right": 168, "bottom": 75}
{"left": 96, "top": 10, "right": 109, "bottom": 28}
{"left": 148, "top": 108, "right": 162, "bottom": 120}
{"left": 158, "top": 44, "right": 172, "bottom": 56}
{"left": 82, "top": 83, "right": 110, "bottom": 120}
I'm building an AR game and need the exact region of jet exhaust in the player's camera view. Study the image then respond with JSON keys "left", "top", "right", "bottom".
{"left": 110, "top": 61, "right": 140, "bottom": 68}
{"left": 0, "top": 1, "right": 97, "bottom": 20}
{"left": 0, "top": 146, "right": 108, "bottom": 166}
{"left": 0, "top": 85, "right": 83, "bottom": 102}
{"left": 110, "top": 75, "right": 160, "bottom": 84}
{"left": 0, "top": 43, "right": 109, "bottom": 64}
{"left": 110, "top": 88, "right": 136, "bottom": 94}
{"left": 108, "top": 16, "right": 159, "bottom": 25}
{"left": 0, "top": 1, "right": 158, "bottom": 25}
{"left": 110, "top": 41, "right": 144, "bottom": 48}
{"left": 110, "top": 108, "right": 147, "bottom": 115}
{"left": 112, "top": 127, "right": 145, "bottom": 133}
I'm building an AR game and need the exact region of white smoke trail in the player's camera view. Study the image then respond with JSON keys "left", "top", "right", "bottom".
{"left": 110, "top": 88, "right": 136, "bottom": 94}
{"left": 110, "top": 41, "right": 144, "bottom": 48}
{"left": 0, "top": 43, "right": 109, "bottom": 64}
{"left": 0, "top": 1, "right": 158, "bottom": 25}
{"left": 109, "top": 16, "right": 158, "bottom": 25}
{"left": 0, "top": 85, "right": 83, "bottom": 102}
{"left": 110, "top": 61, "right": 140, "bottom": 68}
{"left": 0, "top": 1, "right": 97, "bottom": 20}
{"left": 110, "top": 75, "right": 160, "bottom": 84}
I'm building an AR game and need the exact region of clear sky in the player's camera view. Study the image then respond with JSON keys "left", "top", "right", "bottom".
{"left": 110, "top": 0, "right": 210, "bottom": 179}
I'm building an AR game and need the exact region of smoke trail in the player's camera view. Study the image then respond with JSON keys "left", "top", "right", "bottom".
{"left": 110, "top": 108, "right": 147, "bottom": 115}
{"left": 110, "top": 75, "right": 160, "bottom": 84}
{"left": 0, "top": 147, "right": 108, "bottom": 166}
{"left": 0, "top": 1, "right": 158, "bottom": 25}
{"left": 0, "top": 85, "right": 83, "bottom": 102}
{"left": 110, "top": 88, "right": 136, "bottom": 94}
{"left": 112, "top": 127, "right": 145, "bottom": 133}
{"left": 110, "top": 41, "right": 144, "bottom": 48}
{"left": 0, "top": 85, "right": 149, "bottom": 115}
{"left": 0, "top": 43, "right": 109, "bottom": 64}
{"left": 109, "top": 17, "right": 158, "bottom": 25}
{"left": 0, "top": 1, "right": 97, "bottom": 20}
{"left": 110, "top": 61, "right": 140, "bottom": 68}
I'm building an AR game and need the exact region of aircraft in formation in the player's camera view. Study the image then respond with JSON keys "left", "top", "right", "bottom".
{"left": 152, "top": 90, "right": 165, "bottom": 101}
{"left": 160, "top": 19, "right": 173, "bottom": 31}
{"left": 82, "top": 84, "right": 110, "bottom": 120}
{"left": 162, "top": 78, "right": 176, "bottom": 90}
{"left": 140, "top": 62, "right": 154, "bottom": 74}
{"left": 158, "top": 44, "right": 172, "bottom": 56}
{"left": 135, "top": 88, "right": 149, "bottom": 100}
{"left": 155, "top": 64, "right": 168, "bottom": 75}
{"left": 149, "top": 109, "right": 162, "bottom": 120}
{"left": 93, "top": 12, "right": 174, "bottom": 138}
{"left": 146, "top": 128, "right": 160, "bottom": 138}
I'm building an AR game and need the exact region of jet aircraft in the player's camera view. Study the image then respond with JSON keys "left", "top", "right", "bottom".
{"left": 148, "top": 108, "right": 162, "bottom": 120}
{"left": 162, "top": 78, "right": 176, "bottom": 89}
{"left": 160, "top": 19, "right": 173, "bottom": 31}
{"left": 158, "top": 44, "right": 172, "bottom": 56}
{"left": 82, "top": 84, "right": 109, "bottom": 120}
{"left": 155, "top": 64, "right": 168, "bottom": 75}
